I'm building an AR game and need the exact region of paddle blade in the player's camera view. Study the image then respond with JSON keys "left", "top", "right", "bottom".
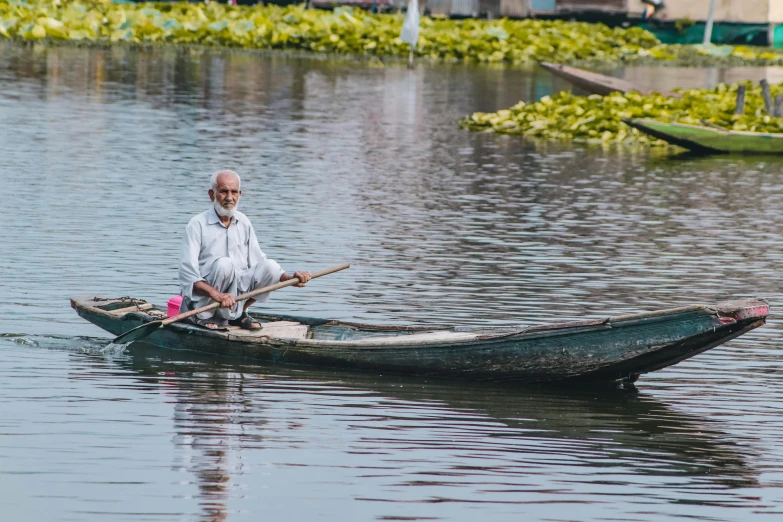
{"left": 112, "top": 320, "right": 163, "bottom": 344}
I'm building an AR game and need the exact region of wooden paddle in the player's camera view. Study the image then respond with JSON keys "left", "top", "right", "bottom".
{"left": 112, "top": 263, "right": 350, "bottom": 344}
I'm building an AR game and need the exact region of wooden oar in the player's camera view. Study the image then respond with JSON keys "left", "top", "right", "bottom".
{"left": 112, "top": 263, "right": 350, "bottom": 344}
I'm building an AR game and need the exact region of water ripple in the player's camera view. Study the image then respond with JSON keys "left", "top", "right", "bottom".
{"left": 2, "top": 44, "right": 783, "bottom": 521}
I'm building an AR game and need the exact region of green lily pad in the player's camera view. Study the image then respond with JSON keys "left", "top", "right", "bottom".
{"left": 157, "top": 18, "right": 182, "bottom": 32}
{"left": 208, "top": 20, "right": 228, "bottom": 32}
{"left": 486, "top": 26, "right": 508, "bottom": 40}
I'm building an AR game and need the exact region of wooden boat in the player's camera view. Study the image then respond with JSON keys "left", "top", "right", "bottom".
{"left": 623, "top": 118, "right": 783, "bottom": 154}
{"left": 71, "top": 296, "right": 768, "bottom": 385}
{"left": 538, "top": 62, "right": 681, "bottom": 97}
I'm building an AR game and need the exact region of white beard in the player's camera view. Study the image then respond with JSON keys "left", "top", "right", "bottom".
{"left": 214, "top": 200, "right": 238, "bottom": 219}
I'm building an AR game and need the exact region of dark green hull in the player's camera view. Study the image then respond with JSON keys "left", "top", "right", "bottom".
{"left": 624, "top": 118, "right": 783, "bottom": 154}
{"left": 71, "top": 296, "right": 769, "bottom": 385}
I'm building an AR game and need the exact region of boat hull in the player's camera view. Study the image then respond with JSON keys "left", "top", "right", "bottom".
{"left": 72, "top": 297, "right": 768, "bottom": 385}
{"left": 624, "top": 118, "right": 783, "bottom": 154}
{"left": 539, "top": 62, "right": 680, "bottom": 97}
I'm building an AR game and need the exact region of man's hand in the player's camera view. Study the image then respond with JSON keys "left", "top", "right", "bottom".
{"left": 193, "top": 281, "right": 236, "bottom": 309}
{"left": 211, "top": 291, "right": 237, "bottom": 309}
{"left": 280, "top": 270, "right": 312, "bottom": 287}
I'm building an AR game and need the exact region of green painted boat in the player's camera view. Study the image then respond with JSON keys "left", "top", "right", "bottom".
{"left": 71, "top": 296, "right": 769, "bottom": 386}
{"left": 623, "top": 118, "right": 783, "bottom": 154}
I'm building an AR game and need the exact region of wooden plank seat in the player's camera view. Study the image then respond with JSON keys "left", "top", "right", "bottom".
{"left": 227, "top": 321, "right": 309, "bottom": 340}
{"left": 107, "top": 303, "right": 155, "bottom": 316}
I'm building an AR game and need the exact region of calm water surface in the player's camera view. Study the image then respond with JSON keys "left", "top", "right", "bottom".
{"left": 2, "top": 43, "right": 783, "bottom": 521}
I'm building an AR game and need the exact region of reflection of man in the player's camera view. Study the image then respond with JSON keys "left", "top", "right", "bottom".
{"left": 179, "top": 169, "right": 311, "bottom": 330}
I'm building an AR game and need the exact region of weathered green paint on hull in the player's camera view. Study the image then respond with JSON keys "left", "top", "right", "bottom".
{"left": 624, "top": 118, "right": 783, "bottom": 154}
{"left": 71, "top": 296, "right": 768, "bottom": 385}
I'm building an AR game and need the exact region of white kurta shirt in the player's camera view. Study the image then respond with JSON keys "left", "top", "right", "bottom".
{"left": 179, "top": 208, "right": 283, "bottom": 300}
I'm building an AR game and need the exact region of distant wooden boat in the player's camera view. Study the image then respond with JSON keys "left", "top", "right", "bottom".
{"left": 623, "top": 118, "right": 783, "bottom": 154}
{"left": 539, "top": 62, "right": 681, "bottom": 97}
{"left": 72, "top": 296, "right": 768, "bottom": 386}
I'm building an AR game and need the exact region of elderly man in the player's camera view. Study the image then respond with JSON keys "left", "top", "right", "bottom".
{"left": 179, "top": 169, "right": 311, "bottom": 330}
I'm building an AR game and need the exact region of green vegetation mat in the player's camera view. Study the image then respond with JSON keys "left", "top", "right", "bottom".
{"left": 3, "top": 0, "right": 783, "bottom": 66}
{"left": 460, "top": 82, "right": 783, "bottom": 147}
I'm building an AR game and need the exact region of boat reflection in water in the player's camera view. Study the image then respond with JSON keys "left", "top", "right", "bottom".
{"left": 109, "top": 343, "right": 758, "bottom": 520}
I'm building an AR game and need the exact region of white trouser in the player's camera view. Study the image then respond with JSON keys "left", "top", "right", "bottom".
{"left": 182, "top": 257, "right": 282, "bottom": 323}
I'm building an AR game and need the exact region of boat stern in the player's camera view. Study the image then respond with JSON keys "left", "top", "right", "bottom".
{"left": 71, "top": 296, "right": 161, "bottom": 336}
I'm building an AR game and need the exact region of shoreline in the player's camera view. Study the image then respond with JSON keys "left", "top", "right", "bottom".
{"left": 4, "top": 38, "right": 783, "bottom": 70}
{"left": 4, "top": 2, "right": 783, "bottom": 68}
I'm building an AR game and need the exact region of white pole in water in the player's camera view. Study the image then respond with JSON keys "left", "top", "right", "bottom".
{"left": 400, "top": 0, "right": 420, "bottom": 69}
{"left": 703, "top": 0, "right": 717, "bottom": 45}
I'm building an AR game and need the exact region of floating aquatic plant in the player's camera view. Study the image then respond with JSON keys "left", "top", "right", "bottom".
{"left": 460, "top": 82, "right": 783, "bottom": 147}
{"left": 2, "top": 0, "right": 782, "bottom": 66}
